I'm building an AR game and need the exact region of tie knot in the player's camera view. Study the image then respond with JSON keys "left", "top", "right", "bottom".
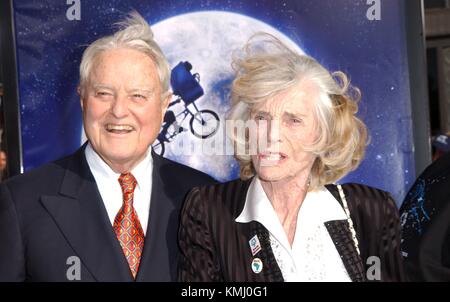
{"left": 118, "top": 172, "right": 137, "bottom": 194}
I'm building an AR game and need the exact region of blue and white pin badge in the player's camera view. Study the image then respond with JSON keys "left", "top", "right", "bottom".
{"left": 251, "top": 258, "right": 263, "bottom": 274}
{"left": 249, "top": 235, "right": 262, "bottom": 256}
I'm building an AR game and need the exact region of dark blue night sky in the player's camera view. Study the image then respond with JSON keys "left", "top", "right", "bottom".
{"left": 13, "top": 0, "right": 413, "bottom": 204}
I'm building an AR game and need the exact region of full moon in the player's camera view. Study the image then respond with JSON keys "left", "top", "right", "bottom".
{"left": 152, "top": 11, "right": 304, "bottom": 181}
{"left": 80, "top": 11, "right": 304, "bottom": 181}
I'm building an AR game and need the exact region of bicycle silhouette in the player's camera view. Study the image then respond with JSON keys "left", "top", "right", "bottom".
{"left": 152, "top": 61, "right": 219, "bottom": 156}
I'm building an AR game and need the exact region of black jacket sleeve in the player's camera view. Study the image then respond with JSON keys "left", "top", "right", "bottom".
{"left": 0, "top": 183, "right": 26, "bottom": 281}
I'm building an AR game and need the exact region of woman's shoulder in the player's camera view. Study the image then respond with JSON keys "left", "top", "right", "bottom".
{"left": 195, "top": 177, "right": 252, "bottom": 195}
{"left": 326, "top": 182, "right": 397, "bottom": 216}
{"left": 340, "top": 182, "right": 392, "bottom": 199}
{"left": 325, "top": 183, "right": 400, "bottom": 243}
{"left": 184, "top": 178, "right": 252, "bottom": 215}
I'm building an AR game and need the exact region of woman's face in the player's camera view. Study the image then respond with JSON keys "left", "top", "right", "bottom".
{"left": 250, "top": 80, "right": 319, "bottom": 184}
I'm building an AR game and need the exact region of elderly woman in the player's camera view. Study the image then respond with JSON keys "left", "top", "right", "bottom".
{"left": 178, "top": 34, "right": 404, "bottom": 282}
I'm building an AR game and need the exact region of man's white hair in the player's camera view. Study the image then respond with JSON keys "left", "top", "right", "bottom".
{"left": 79, "top": 11, "right": 171, "bottom": 100}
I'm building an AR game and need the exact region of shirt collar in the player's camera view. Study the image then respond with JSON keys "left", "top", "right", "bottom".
{"left": 236, "top": 177, "right": 289, "bottom": 248}
{"left": 85, "top": 142, "right": 153, "bottom": 190}
{"left": 236, "top": 177, "right": 348, "bottom": 223}
{"left": 236, "top": 177, "right": 348, "bottom": 250}
{"left": 236, "top": 177, "right": 272, "bottom": 224}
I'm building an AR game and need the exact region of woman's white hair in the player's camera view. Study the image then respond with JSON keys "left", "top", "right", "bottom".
{"left": 228, "top": 33, "right": 368, "bottom": 190}
{"left": 78, "top": 11, "right": 171, "bottom": 99}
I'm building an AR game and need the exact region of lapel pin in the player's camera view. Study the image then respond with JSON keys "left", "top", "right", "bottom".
{"left": 251, "top": 258, "right": 263, "bottom": 274}
{"left": 249, "top": 235, "right": 262, "bottom": 256}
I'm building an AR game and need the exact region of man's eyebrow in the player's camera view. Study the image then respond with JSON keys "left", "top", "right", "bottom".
{"left": 92, "top": 84, "right": 114, "bottom": 90}
{"left": 126, "top": 88, "right": 155, "bottom": 94}
{"left": 91, "top": 85, "right": 155, "bottom": 95}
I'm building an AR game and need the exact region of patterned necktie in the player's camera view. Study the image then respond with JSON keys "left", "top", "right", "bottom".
{"left": 113, "top": 172, "right": 145, "bottom": 279}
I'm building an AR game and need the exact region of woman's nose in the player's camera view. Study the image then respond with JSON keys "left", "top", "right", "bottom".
{"left": 267, "top": 120, "right": 281, "bottom": 143}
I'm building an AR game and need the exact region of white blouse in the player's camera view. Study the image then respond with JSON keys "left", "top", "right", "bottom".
{"left": 236, "top": 177, "right": 351, "bottom": 282}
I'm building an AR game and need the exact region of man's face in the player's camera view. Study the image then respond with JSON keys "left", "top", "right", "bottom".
{"left": 80, "top": 48, "right": 169, "bottom": 172}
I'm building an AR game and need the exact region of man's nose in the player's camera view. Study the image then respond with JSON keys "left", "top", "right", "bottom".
{"left": 111, "top": 94, "right": 129, "bottom": 118}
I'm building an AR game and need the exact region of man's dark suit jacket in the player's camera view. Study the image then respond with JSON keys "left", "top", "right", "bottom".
{"left": 0, "top": 145, "right": 215, "bottom": 281}
{"left": 178, "top": 179, "right": 405, "bottom": 282}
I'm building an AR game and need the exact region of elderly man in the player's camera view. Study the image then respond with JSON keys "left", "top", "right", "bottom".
{"left": 0, "top": 12, "right": 215, "bottom": 281}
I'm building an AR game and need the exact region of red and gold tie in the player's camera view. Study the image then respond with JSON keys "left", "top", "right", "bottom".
{"left": 113, "top": 172, "right": 145, "bottom": 279}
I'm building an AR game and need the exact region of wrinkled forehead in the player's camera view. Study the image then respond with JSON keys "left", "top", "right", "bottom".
{"left": 89, "top": 49, "right": 160, "bottom": 86}
{"left": 252, "top": 80, "right": 321, "bottom": 116}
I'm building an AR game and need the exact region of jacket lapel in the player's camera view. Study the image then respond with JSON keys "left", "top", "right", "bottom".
{"left": 324, "top": 220, "right": 366, "bottom": 282}
{"left": 324, "top": 184, "right": 366, "bottom": 282}
{"left": 234, "top": 178, "right": 284, "bottom": 281}
{"left": 135, "top": 152, "right": 177, "bottom": 281}
{"left": 237, "top": 181, "right": 365, "bottom": 281}
{"left": 245, "top": 221, "right": 284, "bottom": 282}
{"left": 40, "top": 146, "right": 133, "bottom": 281}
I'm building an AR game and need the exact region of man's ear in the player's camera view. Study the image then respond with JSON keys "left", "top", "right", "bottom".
{"left": 161, "top": 92, "right": 172, "bottom": 119}
{"left": 77, "top": 86, "right": 84, "bottom": 111}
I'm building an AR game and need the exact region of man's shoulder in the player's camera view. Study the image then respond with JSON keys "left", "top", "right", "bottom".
{"left": 420, "top": 152, "right": 450, "bottom": 180}
{"left": 1, "top": 152, "right": 78, "bottom": 197}
{"left": 401, "top": 153, "right": 450, "bottom": 213}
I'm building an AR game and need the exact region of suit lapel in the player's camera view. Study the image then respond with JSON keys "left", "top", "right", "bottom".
{"left": 324, "top": 220, "right": 366, "bottom": 282}
{"left": 239, "top": 181, "right": 366, "bottom": 282}
{"left": 244, "top": 221, "right": 284, "bottom": 282}
{"left": 40, "top": 146, "right": 133, "bottom": 281}
{"left": 136, "top": 152, "right": 177, "bottom": 281}
{"left": 324, "top": 184, "right": 366, "bottom": 282}
{"left": 234, "top": 178, "right": 284, "bottom": 281}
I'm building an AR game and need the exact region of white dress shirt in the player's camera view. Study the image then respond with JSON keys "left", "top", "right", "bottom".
{"left": 85, "top": 143, "right": 153, "bottom": 236}
{"left": 236, "top": 177, "right": 351, "bottom": 282}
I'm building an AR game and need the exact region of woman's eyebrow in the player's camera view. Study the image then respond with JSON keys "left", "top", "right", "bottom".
{"left": 284, "top": 111, "right": 306, "bottom": 119}
{"left": 253, "top": 110, "right": 271, "bottom": 116}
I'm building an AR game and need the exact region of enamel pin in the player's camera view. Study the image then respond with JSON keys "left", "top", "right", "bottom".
{"left": 249, "top": 235, "right": 262, "bottom": 256}
{"left": 251, "top": 258, "right": 263, "bottom": 274}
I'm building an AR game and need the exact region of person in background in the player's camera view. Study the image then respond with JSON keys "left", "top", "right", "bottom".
{"left": 178, "top": 33, "right": 405, "bottom": 282}
{"left": 400, "top": 150, "right": 450, "bottom": 281}
{"left": 0, "top": 12, "right": 215, "bottom": 282}
{"left": 0, "top": 150, "right": 7, "bottom": 181}
{"left": 431, "top": 132, "right": 450, "bottom": 161}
